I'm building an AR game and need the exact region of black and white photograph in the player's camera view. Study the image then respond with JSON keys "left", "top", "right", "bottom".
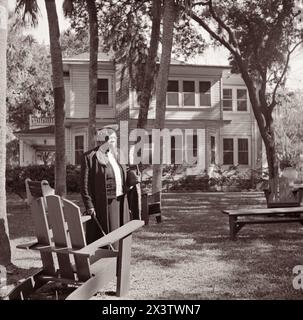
{"left": 1, "top": 0, "right": 303, "bottom": 306}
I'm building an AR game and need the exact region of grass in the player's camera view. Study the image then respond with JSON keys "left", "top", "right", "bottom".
{"left": 5, "top": 192, "right": 303, "bottom": 300}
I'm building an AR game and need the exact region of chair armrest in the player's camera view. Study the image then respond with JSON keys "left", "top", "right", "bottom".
{"left": 81, "top": 216, "right": 91, "bottom": 223}
{"left": 76, "top": 220, "right": 144, "bottom": 256}
{"left": 16, "top": 241, "right": 39, "bottom": 250}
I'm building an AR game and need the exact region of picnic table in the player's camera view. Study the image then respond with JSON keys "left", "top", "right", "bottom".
{"left": 222, "top": 206, "right": 303, "bottom": 240}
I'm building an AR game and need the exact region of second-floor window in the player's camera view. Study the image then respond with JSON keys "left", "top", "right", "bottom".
{"left": 167, "top": 80, "right": 179, "bottom": 106}
{"left": 223, "top": 87, "right": 248, "bottom": 112}
{"left": 183, "top": 81, "right": 195, "bottom": 106}
{"left": 166, "top": 79, "right": 212, "bottom": 108}
{"left": 97, "top": 78, "right": 109, "bottom": 105}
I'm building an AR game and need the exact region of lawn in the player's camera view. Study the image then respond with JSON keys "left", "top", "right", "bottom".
{"left": 5, "top": 192, "right": 303, "bottom": 300}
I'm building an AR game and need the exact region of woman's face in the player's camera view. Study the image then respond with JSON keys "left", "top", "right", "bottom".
{"left": 107, "top": 131, "right": 117, "bottom": 150}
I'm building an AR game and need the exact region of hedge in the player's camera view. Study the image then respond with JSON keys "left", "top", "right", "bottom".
{"left": 6, "top": 164, "right": 81, "bottom": 197}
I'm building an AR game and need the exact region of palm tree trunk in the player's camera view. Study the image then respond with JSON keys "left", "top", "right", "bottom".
{"left": 86, "top": 0, "right": 98, "bottom": 150}
{"left": 0, "top": 0, "right": 11, "bottom": 268}
{"left": 137, "top": 0, "right": 162, "bottom": 129}
{"left": 45, "top": 0, "right": 66, "bottom": 196}
{"left": 152, "top": 0, "right": 178, "bottom": 201}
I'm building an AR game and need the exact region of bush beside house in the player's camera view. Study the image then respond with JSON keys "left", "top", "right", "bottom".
{"left": 6, "top": 164, "right": 81, "bottom": 198}
{"left": 6, "top": 164, "right": 266, "bottom": 198}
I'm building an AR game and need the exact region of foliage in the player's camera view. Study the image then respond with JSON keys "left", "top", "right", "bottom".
{"left": 67, "top": 0, "right": 206, "bottom": 91}
{"left": 208, "top": 164, "right": 239, "bottom": 188}
{"left": 6, "top": 164, "right": 81, "bottom": 198}
{"left": 6, "top": 139, "right": 19, "bottom": 167}
{"left": 274, "top": 90, "right": 303, "bottom": 169}
{"left": 7, "top": 14, "right": 53, "bottom": 130}
{"left": 188, "top": 0, "right": 303, "bottom": 179}
{"left": 60, "top": 27, "right": 90, "bottom": 58}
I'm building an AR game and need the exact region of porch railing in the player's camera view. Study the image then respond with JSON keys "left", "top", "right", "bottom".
{"left": 29, "top": 115, "right": 55, "bottom": 129}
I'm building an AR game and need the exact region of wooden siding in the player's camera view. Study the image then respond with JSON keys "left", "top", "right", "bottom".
{"left": 69, "top": 64, "right": 116, "bottom": 119}
{"left": 64, "top": 77, "right": 71, "bottom": 116}
{"left": 130, "top": 77, "right": 222, "bottom": 121}
{"left": 65, "top": 127, "right": 72, "bottom": 164}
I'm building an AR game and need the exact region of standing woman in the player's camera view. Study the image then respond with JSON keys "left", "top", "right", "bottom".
{"left": 80, "top": 125, "right": 137, "bottom": 245}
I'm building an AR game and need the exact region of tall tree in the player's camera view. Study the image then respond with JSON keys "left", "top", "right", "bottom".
{"left": 0, "top": 0, "right": 12, "bottom": 273}
{"left": 86, "top": 0, "right": 99, "bottom": 150}
{"left": 16, "top": 0, "right": 67, "bottom": 196}
{"left": 152, "top": 0, "right": 178, "bottom": 204}
{"left": 187, "top": 0, "right": 303, "bottom": 179}
{"left": 7, "top": 14, "right": 53, "bottom": 130}
{"left": 137, "top": 0, "right": 162, "bottom": 129}
{"left": 45, "top": 0, "right": 66, "bottom": 196}
{"left": 68, "top": 0, "right": 205, "bottom": 129}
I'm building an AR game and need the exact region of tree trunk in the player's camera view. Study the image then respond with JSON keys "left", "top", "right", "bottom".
{"left": 45, "top": 0, "right": 66, "bottom": 196}
{"left": 152, "top": 0, "right": 178, "bottom": 199}
{"left": 86, "top": 0, "right": 98, "bottom": 150}
{"left": 261, "top": 123, "right": 279, "bottom": 179}
{"left": 0, "top": 0, "right": 11, "bottom": 268}
{"left": 239, "top": 72, "right": 279, "bottom": 180}
{"left": 137, "top": 0, "right": 162, "bottom": 129}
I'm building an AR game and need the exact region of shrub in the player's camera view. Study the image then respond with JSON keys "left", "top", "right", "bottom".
{"left": 6, "top": 164, "right": 81, "bottom": 197}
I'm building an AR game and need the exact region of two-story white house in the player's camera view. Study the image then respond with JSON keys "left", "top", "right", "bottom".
{"left": 15, "top": 52, "right": 262, "bottom": 172}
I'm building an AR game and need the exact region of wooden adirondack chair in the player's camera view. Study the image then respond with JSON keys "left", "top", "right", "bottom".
{"left": 263, "top": 176, "right": 303, "bottom": 208}
{"left": 25, "top": 178, "right": 55, "bottom": 206}
{"left": 141, "top": 191, "right": 162, "bottom": 225}
{"left": 7, "top": 194, "right": 144, "bottom": 300}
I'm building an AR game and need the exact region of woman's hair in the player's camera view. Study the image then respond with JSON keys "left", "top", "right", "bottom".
{"left": 96, "top": 124, "right": 119, "bottom": 142}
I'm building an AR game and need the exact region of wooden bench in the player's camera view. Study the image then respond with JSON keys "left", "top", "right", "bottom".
{"left": 7, "top": 195, "right": 144, "bottom": 300}
{"left": 222, "top": 207, "right": 303, "bottom": 240}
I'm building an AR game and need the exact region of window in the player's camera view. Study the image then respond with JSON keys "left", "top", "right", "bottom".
{"left": 237, "top": 89, "right": 247, "bottom": 111}
{"left": 223, "top": 87, "right": 249, "bottom": 112}
{"left": 199, "top": 81, "right": 211, "bottom": 106}
{"left": 166, "top": 79, "right": 212, "bottom": 108}
{"left": 210, "top": 136, "right": 216, "bottom": 164}
{"left": 183, "top": 81, "right": 195, "bottom": 106}
{"left": 97, "top": 79, "right": 109, "bottom": 105}
{"left": 223, "top": 89, "right": 233, "bottom": 111}
{"left": 238, "top": 138, "right": 248, "bottom": 165}
{"left": 134, "top": 135, "right": 152, "bottom": 164}
{"left": 223, "top": 138, "right": 234, "bottom": 165}
{"left": 171, "top": 135, "right": 183, "bottom": 164}
{"left": 75, "top": 135, "right": 84, "bottom": 165}
{"left": 167, "top": 80, "right": 179, "bottom": 106}
{"left": 222, "top": 137, "right": 250, "bottom": 166}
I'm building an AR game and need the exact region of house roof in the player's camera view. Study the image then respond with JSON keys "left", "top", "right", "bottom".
{"left": 63, "top": 51, "right": 231, "bottom": 69}
{"left": 63, "top": 52, "right": 113, "bottom": 63}
{"left": 14, "top": 125, "right": 55, "bottom": 136}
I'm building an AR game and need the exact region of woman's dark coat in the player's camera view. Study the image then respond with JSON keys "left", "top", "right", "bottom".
{"left": 80, "top": 146, "right": 140, "bottom": 244}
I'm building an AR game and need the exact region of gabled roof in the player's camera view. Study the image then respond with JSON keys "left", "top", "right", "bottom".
{"left": 14, "top": 125, "right": 55, "bottom": 135}
{"left": 63, "top": 52, "right": 113, "bottom": 63}
{"left": 63, "top": 51, "right": 231, "bottom": 69}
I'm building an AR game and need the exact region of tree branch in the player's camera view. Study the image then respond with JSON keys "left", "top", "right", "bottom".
{"left": 188, "top": 10, "right": 239, "bottom": 58}
{"left": 208, "top": 0, "right": 238, "bottom": 48}
{"left": 270, "top": 40, "right": 303, "bottom": 111}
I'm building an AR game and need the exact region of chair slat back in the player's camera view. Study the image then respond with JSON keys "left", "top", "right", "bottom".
{"left": 267, "top": 176, "right": 298, "bottom": 207}
{"left": 25, "top": 178, "right": 55, "bottom": 209}
{"left": 62, "top": 198, "right": 91, "bottom": 281}
{"left": 46, "top": 195, "right": 75, "bottom": 280}
{"left": 30, "top": 197, "right": 56, "bottom": 275}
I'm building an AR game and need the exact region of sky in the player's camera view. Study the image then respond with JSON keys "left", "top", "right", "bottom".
{"left": 8, "top": 0, "right": 303, "bottom": 90}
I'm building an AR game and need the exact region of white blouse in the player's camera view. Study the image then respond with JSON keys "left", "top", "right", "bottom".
{"left": 107, "top": 151, "right": 123, "bottom": 197}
